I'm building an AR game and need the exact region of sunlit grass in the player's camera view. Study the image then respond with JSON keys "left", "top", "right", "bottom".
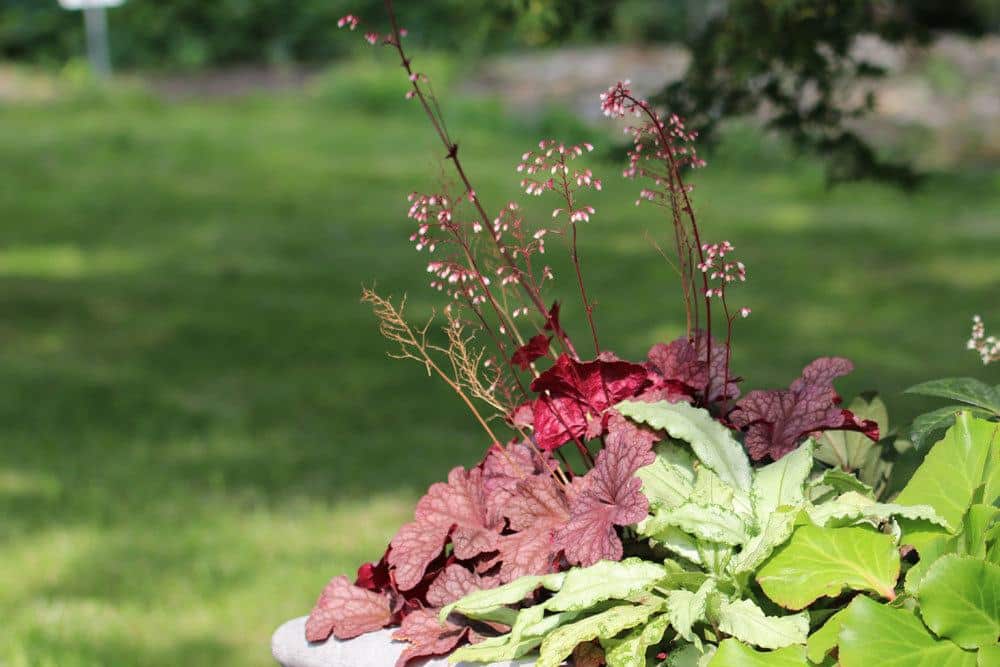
{"left": 0, "top": 83, "right": 997, "bottom": 665}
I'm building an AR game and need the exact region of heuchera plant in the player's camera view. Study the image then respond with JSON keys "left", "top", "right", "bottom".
{"left": 304, "top": 3, "right": 998, "bottom": 666}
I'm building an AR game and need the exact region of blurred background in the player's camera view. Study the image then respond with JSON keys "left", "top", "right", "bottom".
{"left": 1, "top": 1, "right": 998, "bottom": 665}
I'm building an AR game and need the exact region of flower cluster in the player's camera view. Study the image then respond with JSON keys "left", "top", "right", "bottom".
{"left": 517, "top": 140, "right": 601, "bottom": 223}
{"left": 967, "top": 315, "right": 999, "bottom": 365}
{"left": 698, "top": 241, "right": 750, "bottom": 317}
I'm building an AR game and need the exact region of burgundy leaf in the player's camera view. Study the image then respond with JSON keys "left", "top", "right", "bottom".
{"left": 530, "top": 353, "right": 649, "bottom": 450}
{"left": 553, "top": 414, "right": 656, "bottom": 566}
{"left": 543, "top": 301, "right": 562, "bottom": 332}
{"left": 511, "top": 334, "right": 552, "bottom": 370}
{"left": 305, "top": 575, "right": 392, "bottom": 642}
{"left": 389, "top": 466, "right": 501, "bottom": 590}
{"left": 646, "top": 331, "right": 739, "bottom": 402}
{"left": 392, "top": 609, "right": 468, "bottom": 667}
{"left": 730, "top": 357, "right": 880, "bottom": 462}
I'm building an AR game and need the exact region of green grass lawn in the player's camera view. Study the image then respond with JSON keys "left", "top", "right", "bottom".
{"left": 0, "top": 75, "right": 998, "bottom": 666}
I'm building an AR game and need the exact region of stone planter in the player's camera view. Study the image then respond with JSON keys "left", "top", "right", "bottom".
{"left": 271, "top": 616, "right": 535, "bottom": 667}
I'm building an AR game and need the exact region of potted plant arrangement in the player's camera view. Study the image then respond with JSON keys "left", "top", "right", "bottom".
{"left": 272, "top": 3, "right": 1000, "bottom": 665}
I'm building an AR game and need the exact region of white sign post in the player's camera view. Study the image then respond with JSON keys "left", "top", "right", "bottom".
{"left": 58, "top": 0, "right": 126, "bottom": 78}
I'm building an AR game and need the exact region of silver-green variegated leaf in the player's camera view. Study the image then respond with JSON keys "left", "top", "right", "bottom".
{"left": 646, "top": 524, "right": 704, "bottom": 565}
{"left": 728, "top": 509, "right": 798, "bottom": 575}
{"left": 752, "top": 441, "right": 813, "bottom": 521}
{"left": 617, "top": 400, "right": 752, "bottom": 492}
{"left": 645, "top": 502, "right": 750, "bottom": 546}
{"left": 807, "top": 468, "right": 874, "bottom": 504}
{"left": 440, "top": 571, "right": 565, "bottom": 622}
{"left": 665, "top": 578, "right": 716, "bottom": 644}
{"left": 447, "top": 634, "right": 542, "bottom": 664}
{"left": 535, "top": 603, "right": 660, "bottom": 667}
{"left": 714, "top": 598, "right": 809, "bottom": 650}
{"left": 636, "top": 442, "right": 696, "bottom": 510}
{"left": 543, "top": 558, "right": 667, "bottom": 612}
{"left": 667, "top": 643, "right": 717, "bottom": 667}
{"left": 693, "top": 465, "right": 754, "bottom": 519}
{"left": 806, "top": 490, "right": 952, "bottom": 531}
{"left": 602, "top": 612, "right": 671, "bottom": 667}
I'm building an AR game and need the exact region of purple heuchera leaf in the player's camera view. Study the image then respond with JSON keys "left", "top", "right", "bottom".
{"left": 553, "top": 413, "right": 657, "bottom": 566}
{"left": 493, "top": 475, "right": 570, "bottom": 582}
{"left": 388, "top": 466, "right": 501, "bottom": 590}
{"left": 482, "top": 443, "right": 569, "bottom": 582}
{"left": 527, "top": 353, "right": 649, "bottom": 450}
{"left": 305, "top": 575, "right": 393, "bottom": 642}
{"left": 730, "top": 357, "right": 880, "bottom": 462}
{"left": 393, "top": 566, "right": 498, "bottom": 667}
{"left": 646, "top": 331, "right": 739, "bottom": 402}
{"left": 392, "top": 609, "right": 469, "bottom": 667}
{"left": 425, "top": 564, "right": 494, "bottom": 608}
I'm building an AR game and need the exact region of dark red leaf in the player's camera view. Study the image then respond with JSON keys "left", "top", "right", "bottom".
{"left": 646, "top": 331, "right": 739, "bottom": 402}
{"left": 730, "top": 357, "right": 880, "bottom": 462}
{"left": 553, "top": 414, "right": 656, "bottom": 566}
{"left": 511, "top": 334, "right": 552, "bottom": 370}
{"left": 530, "top": 354, "right": 649, "bottom": 450}
{"left": 573, "top": 641, "right": 607, "bottom": 667}
{"left": 305, "top": 575, "right": 393, "bottom": 642}
{"left": 543, "top": 301, "right": 562, "bottom": 332}
{"left": 388, "top": 466, "right": 501, "bottom": 590}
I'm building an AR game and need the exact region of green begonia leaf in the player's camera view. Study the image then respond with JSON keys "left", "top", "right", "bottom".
{"left": 978, "top": 644, "right": 1000, "bottom": 667}
{"left": 837, "top": 596, "right": 977, "bottom": 667}
{"left": 715, "top": 598, "right": 809, "bottom": 649}
{"left": 805, "top": 608, "right": 847, "bottom": 664}
{"left": 707, "top": 639, "right": 808, "bottom": 666}
{"left": 617, "top": 400, "right": 753, "bottom": 492}
{"left": 905, "top": 378, "right": 1000, "bottom": 413}
{"left": 756, "top": 524, "right": 899, "bottom": 610}
{"left": 908, "top": 405, "right": 992, "bottom": 451}
{"left": 896, "top": 412, "right": 995, "bottom": 533}
{"left": 917, "top": 555, "right": 1000, "bottom": 649}
{"left": 963, "top": 504, "right": 999, "bottom": 559}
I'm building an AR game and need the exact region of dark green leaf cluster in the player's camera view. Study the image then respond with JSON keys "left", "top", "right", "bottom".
{"left": 652, "top": 0, "right": 997, "bottom": 187}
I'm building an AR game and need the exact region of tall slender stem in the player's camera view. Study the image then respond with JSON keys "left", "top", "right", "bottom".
{"left": 383, "top": 0, "right": 579, "bottom": 360}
